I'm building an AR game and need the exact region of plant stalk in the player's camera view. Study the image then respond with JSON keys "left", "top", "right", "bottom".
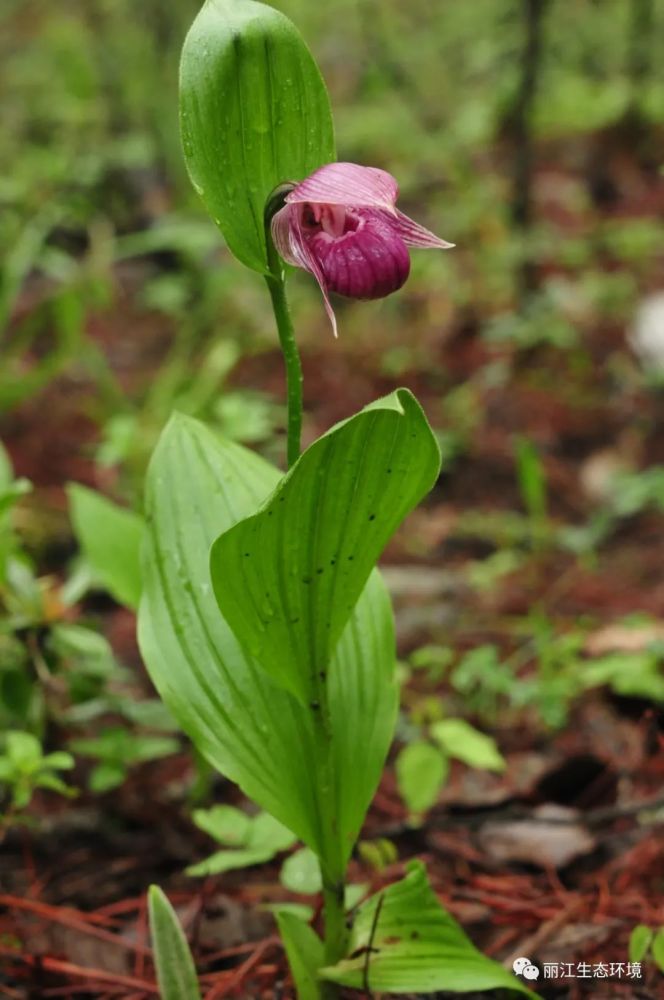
{"left": 264, "top": 200, "right": 347, "bottom": 994}
{"left": 265, "top": 232, "right": 303, "bottom": 469}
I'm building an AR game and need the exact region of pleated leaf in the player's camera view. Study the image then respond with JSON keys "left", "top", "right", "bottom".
{"left": 148, "top": 886, "right": 201, "bottom": 1000}
{"left": 180, "top": 0, "right": 335, "bottom": 274}
{"left": 210, "top": 388, "right": 441, "bottom": 708}
{"left": 320, "top": 861, "right": 539, "bottom": 997}
{"left": 138, "top": 414, "right": 396, "bottom": 870}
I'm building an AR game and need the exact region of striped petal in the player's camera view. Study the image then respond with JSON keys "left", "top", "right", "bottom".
{"left": 286, "top": 162, "right": 399, "bottom": 210}
{"left": 391, "top": 209, "right": 455, "bottom": 249}
{"left": 271, "top": 203, "right": 338, "bottom": 337}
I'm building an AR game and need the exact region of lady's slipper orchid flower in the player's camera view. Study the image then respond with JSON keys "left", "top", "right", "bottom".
{"left": 270, "top": 162, "right": 454, "bottom": 336}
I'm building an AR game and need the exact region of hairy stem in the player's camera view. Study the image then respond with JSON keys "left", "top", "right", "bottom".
{"left": 265, "top": 236, "right": 303, "bottom": 469}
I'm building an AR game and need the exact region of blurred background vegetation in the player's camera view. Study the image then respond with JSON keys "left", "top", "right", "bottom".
{"left": 1, "top": 0, "right": 664, "bottom": 774}
{"left": 2, "top": 0, "right": 662, "bottom": 477}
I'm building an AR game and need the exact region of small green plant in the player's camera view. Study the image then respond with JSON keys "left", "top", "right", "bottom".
{"left": 396, "top": 718, "right": 506, "bottom": 820}
{"left": 628, "top": 924, "right": 664, "bottom": 973}
{"left": 186, "top": 805, "right": 297, "bottom": 877}
{"left": 70, "top": 727, "right": 179, "bottom": 793}
{"left": 0, "top": 731, "right": 75, "bottom": 829}
{"left": 514, "top": 435, "right": 551, "bottom": 549}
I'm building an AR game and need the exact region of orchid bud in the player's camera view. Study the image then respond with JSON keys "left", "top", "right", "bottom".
{"left": 270, "top": 162, "right": 454, "bottom": 335}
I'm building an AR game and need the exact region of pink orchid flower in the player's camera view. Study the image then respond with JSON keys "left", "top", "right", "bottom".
{"left": 270, "top": 162, "right": 454, "bottom": 337}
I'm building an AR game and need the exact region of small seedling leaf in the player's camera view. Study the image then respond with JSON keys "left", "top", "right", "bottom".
{"left": 395, "top": 742, "right": 447, "bottom": 816}
{"left": 148, "top": 885, "right": 201, "bottom": 1000}
{"left": 430, "top": 719, "right": 506, "bottom": 772}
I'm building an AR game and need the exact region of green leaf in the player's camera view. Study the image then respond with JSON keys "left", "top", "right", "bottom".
{"left": 186, "top": 845, "right": 278, "bottom": 877}
{"left": 192, "top": 805, "right": 252, "bottom": 846}
{"left": 148, "top": 885, "right": 202, "bottom": 1000}
{"left": 130, "top": 735, "right": 180, "bottom": 762}
{"left": 275, "top": 910, "right": 324, "bottom": 1000}
{"left": 210, "top": 388, "right": 441, "bottom": 708}
{"left": 187, "top": 810, "right": 297, "bottom": 877}
{"left": 6, "top": 732, "right": 41, "bottom": 769}
{"left": 0, "top": 441, "right": 12, "bottom": 491}
{"left": 67, "top": 484, "right": 144, "bottom": 609}
{"left": 249, "top": 811, "right": 298, "bottom": 853}
{"left": 651, "top": 927, "right": 664, "bottom": 972}
{"left": 281, "top": 847, "right": 322, "bottom": 895}
{"left": 430, "top": 719, "right": 506, "bottom": 773}
{"left": 40, "top": 751, "right": 75, "bottom": 771}
{"left": 266, "top": 901, "right": 314, "bottom": 922}
{"left": 89, "top": 761, "right": 126, "bottom": 793}
{"left": 34, "top": 773, "right": 77, "bottom": 797}
{"left": 49, "top": 624, "right": 116, "bottom": 672}
{"left": 180, "top": 0, "right": 335, "bottom": 274}
{"left": 628, "top": 924, "right": 653, "bottom": 964}
{"left": 320, "top": 861, "right": 538, "bottom": 996}
{"left": 139, "top": 413, "right": 398, "bottom": 868}
{"left": 396, "top": 742, "right": 447, "bottom": 816}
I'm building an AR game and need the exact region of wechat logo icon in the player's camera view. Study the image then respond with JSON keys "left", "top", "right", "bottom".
{"left": 513, "top": 957, "right": 540, "bottom": 980}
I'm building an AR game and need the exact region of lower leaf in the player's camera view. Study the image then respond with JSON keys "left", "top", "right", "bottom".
{"left": 276, "top": 910, "right": 325, "bottom": 1000}
{"left": 320, "top": 861, "right": 539, "bottom": 997}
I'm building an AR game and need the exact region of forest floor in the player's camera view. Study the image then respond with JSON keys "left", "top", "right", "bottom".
{"left": 1, "top": 133, "right": 663, "bottom": 999}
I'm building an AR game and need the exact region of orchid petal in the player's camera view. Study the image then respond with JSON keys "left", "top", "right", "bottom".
{"left": 391, "top": 209, "right": 455, "bottom": 249}
{"left": 272, "top": 205, "right": 338, "bottom": 337}
{"left": 270, "top": 204, "right": 300, "bottom": 268}
{"left": 286, "top": 162, "right": 398, "bottom": 210}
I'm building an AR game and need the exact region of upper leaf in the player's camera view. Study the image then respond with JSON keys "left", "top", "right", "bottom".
{"left": 180, "top": 0, "right": 335, "bottom": 273}
{"left": 210, "top": 388, "right": 441, "bottom": 707}
{"left": 320, "top": 861, "right": 539, "bottom": 997}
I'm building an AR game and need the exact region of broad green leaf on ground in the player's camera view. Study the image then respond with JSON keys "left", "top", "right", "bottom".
{"left": 191, "top": 805, "right": 252, "bottom": 846}
{"left": 210, "top": 388, "right": 441, "bottom": 708}
{"left": 138, "top": 414, "right": 396, "bottom": 868}
{"left": 320, "top": 861, "right": 539, "bottom": 996}
{"left": 430, "top": 719, "right": 506, "bottom": 772}
{"left": 280, "top": 847, "right": 322, "bottom": 895}
{"left": 652, "top": 928, "right": 664, "bottom": 972}
{"left": 67, "top": 484, "right": 143, "bottom": 609}
{"left": 396, "top": 742, "right": 447, "bottom": 815}
{"left": 180, "top": 0, "right": 335, "bottom": 274}
{"left": 186, "top": 809, "right": 297, "bottom": 877}
{"left": 276, "top": 910, "right": 324, "bottom": 1000}
{"left": 148, "top": 886, "right": 201, "bottom": 1000}
{"left": 628, "top": 924, "right": 653, "bottom": 963}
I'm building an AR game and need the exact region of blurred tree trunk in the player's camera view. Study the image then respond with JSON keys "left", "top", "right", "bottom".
{"left": 508, "top": 0, "right": 550, "bottom": 298}
{"left": 627, "top": 0, "right": 655, "bottom": 96}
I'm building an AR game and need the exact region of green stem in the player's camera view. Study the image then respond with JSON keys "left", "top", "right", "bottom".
{"left": 265, "top": 238, "right": 303, "bottom": 469}
{"left": 264, "top": 194, "right": 346, "bottom": 995}
{"left": 322, "top": 878, "right": 348, "bottom": 965}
